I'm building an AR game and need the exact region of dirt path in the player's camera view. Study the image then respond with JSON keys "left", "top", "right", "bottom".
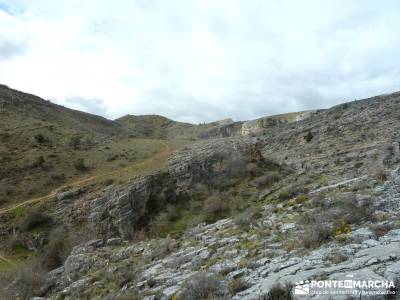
{"left": 0, "top": 254, "right": 13, "bottom": 265}
{"left": 0, "top": 142, "right": 172, "bottom": 216}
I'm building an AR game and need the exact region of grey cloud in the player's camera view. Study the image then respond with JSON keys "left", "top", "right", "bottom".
{"left": 130, "top": 89, "right": 225, "bottom": 124}
{"left": 65, "top": 96, "right": 108, "bottom": 117}
{"left": 0, "top": 39, "right": 25, "bottom": 60}
{"left": 1, "top": 0, "right": 400, "bottom": 123}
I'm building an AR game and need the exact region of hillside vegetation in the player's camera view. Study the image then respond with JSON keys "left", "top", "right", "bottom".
{"left": 0, "top": 86, "right": 174, "bottom": 206}
{"left": 116, "top": 114, "right": 217, "bottom": 140}
{"left": 0, "top": 84, "right": 256, "bottom": 207}
{"left": 1, "top": 86, "right": 400, "bottom": 299}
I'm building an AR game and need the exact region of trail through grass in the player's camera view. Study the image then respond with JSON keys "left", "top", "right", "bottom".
{"left": 0, "top": 141, "right": 172, "bottom": 216}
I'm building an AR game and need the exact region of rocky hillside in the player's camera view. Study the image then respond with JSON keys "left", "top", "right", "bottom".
{"left": 1, "top": 89, "right": 400, "bottom": 299}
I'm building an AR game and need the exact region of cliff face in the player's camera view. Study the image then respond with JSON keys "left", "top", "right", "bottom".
{"left": 197, "top": 110, "right": 319, "bottom": 139}
{"left": 88, "top": 138, "right": 266, "bottom": 239}
{"left": 240, "top": 110, "right": 318, "bottom": 136}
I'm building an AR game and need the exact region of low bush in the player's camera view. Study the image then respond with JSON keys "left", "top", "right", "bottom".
{"left": 50, "top": 173, "right": 66, "bottom": 182}
{"left": 4, "top": 237, "right": 31, "bottom": 257}
{"left": 301, "top": 223, "right": 333, "bottom": 249}
{"left": 278, "top": 184, "right": 309, "bottom": 202}
{"left": 251, "top": 172, "right": 282, "bottom": 189}
{"left": 370, "top": 223, "right": 393, "bottom": 237}
{"left": 371, "top": 168, "right": 388, "bottom": 182}
{"left": 334, "top": 219, "right": 352, "bottom": 235}
{"left": 203, "top": 195, "right": 230, "bottom": 223}
{"left": 103, "top": 178, "right": 115, "bottom": 186}
{"left": 31, "top": 155, "right": 45, "bottom": 168}
{"left": 19, "top": 211, "right": 53, "bottom": 231}
{"left": 40, "top": 227, "right": 80, "bottom": 270}
{"left": 325, "top": 252, "right": 348, "bottom": 264}
{"left": 228, "top": 277, "right": 249, "bottom": 295}
{"left": 295, "top": 194, "right": 309, "bottom": 204}
{"left": 235, "top": 207, "right": 259, "bottom": 228}
{"left": 144, "top": 236, "right": 176, "bottom": 262}
{"left": 106, "top": 153, "right": 118, "bottom": 161}
{"left": 278, "top": 190, "right": 292, "bottom": 201}
{"left": 34, "top": 133, "right": 46, "bottom": 143}
{"left": 268, "top": 282, "right": 293, "bottom": 300}
{"left": 73, "top": 158, "right": 87, "bottom": 171}
{"left": 304, "top": 131, "right": 314, "bottom": 142}
{"left": 69, "top": 136, "right": 81, "bottom": 149}
{"left": 179, "top": 272, "right": 224, "bottom": 300}
{"left": 336, "top": 196, "right": 375, "bottom": 225}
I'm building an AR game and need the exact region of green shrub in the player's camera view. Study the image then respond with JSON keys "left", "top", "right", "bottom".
{"left": 69, "top": 136, "right": 81, "bottom": 149}
{"left": 103, "top": 178, "right": 115, "bottom": 186}
{"left": 334, "top": 219, "right": 351, "bottom": 235}
{"left": 19, "top": 212, "right": 53, "bottom": 231}
{"left": 106, "top": 153, "right": 118, "bottom": 161}
{"left": 73, "top": 158, "right": 87, "bottom": 171}
{"left": 295, "top": 194, "right": 309, "bottom": 204}
{"left": 203, "top": 195, "right": 229, "bottom": 223}
{"left": 304, "top": 131, "right": 314, "bottom": 142}
{"left": 50, "top": 173, "right": 66, "bottom": 182}
{"left": 41, "top": 227, "right": 77, "bottom": 270}
{"left": 34, "top": 133, "right": 46, "bottom": 143}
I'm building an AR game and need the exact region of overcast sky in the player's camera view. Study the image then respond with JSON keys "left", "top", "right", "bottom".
{"left": 0, "top": 0, "right": 399, "bottom": 123}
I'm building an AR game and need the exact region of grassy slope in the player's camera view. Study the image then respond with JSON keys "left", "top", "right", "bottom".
{"left": 0, "top": 87, "right": 200, "bottom": 271}
{"left": 0, "top": 86, "right": 168, "bottom": 206}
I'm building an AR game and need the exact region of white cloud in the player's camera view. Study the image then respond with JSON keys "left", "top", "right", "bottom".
{"left": 0, "top": 0, "right": 399, "bottom": 122}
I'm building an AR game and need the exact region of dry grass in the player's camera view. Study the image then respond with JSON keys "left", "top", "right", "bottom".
{"left": 179, "top": 272, "right": 225, "bottom": 300}
{"left": 0, "top": 265, "right": 46, "bottom": 299}
{"left": 228, "top": 278, "right": 249, "bottom": 295}
{"left": 300, "top": 223, "right": 333, "bottom": 249}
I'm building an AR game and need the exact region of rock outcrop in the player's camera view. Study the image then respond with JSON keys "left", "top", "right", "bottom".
{"left": 241, "top": 110, "right": 318, "bottom": 136}
{"left": 46, "top": 167, "right": 400, "bottom": 300}
{"left": 88, "top": 138, "right": 264, "bottom": 239}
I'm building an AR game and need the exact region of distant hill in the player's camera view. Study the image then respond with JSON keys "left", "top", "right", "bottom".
{"left": 0, "top": 84, "right": 124, "bottom": 137}
{"left": 116, "top": 114, "right": 216, "bottom": 140}
{"left": 0, "top": 85, "right": 165, "bottom": 205}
